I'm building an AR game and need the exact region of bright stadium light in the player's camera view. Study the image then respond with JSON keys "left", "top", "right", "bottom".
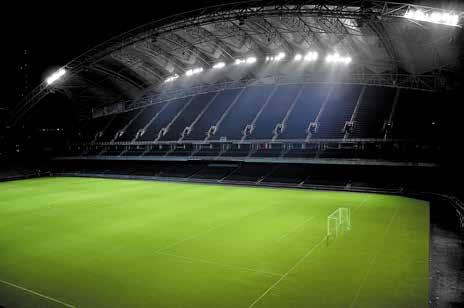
{"left": 212, "top": 62, "right": 226, "bottom": 69}
{"left": 275, "top": 52, "right": 286, "bottom": 61}
{"left": 246, "top": 56, "right": 257, "bottom": 64}
{"left": 185, "top": 67, "right": 203, "bottom": 76}
{"left": 164, "top": 74, "right": 179, "bottom": 83}
{"left": 294, "top": 54, "right": 302, "bottom": 61}
{"left": 235, "top": 58, "right": 245, "bottom": 65}
{"left": 405, "top": 9, "right": 459, "bottom": 26}
{"left": 236, "top": 57, "right": 256, "bottom": 65}
{"left": 326, "top": 53, "right": 351, "bottom": 64}
{"left": 45, "top": 68, "right": 66, "bottom": 86}
{"left": 267, "top": 52, "right": 286, "bottom": 62}
{"left": 304, "top": 51, "right": 319, "bottom": 62}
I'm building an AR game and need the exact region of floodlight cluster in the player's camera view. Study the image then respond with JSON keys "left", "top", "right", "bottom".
{"left": 212, "top": 62, "right": 226, "bottom": 69}
{"left": 266, "top": 52, "right": 286, "bottom": 62}
{"left": 405, "top": 9, "right": 459, "bottom": 26}
{"left": 185, "top": 67, "right": 204, "bottom": 76}
{"left": 165, "top": 74, "right": 179, "bottom": 83}
{"left": 304, "top": 51, "right": 319, "bottom": 62}
{"left": 325, "top": 53, "right": 352, "bottom": 64}
{"left": 164, "top": 51, "right": 352, "bottom": 83}
{"left": 45, "top": 68, "right": 67, "bottom": 86}
{"left": 293, "top": 51, "right": 318, "bottom": 62}
{"left": 235, "top": 57, "right": 257, "bottom": 65}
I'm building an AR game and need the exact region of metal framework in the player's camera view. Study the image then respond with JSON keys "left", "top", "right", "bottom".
{"left": 10, "top": 0, "right": 463, "bottom": 125}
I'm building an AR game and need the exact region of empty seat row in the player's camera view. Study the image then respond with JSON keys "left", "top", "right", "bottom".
{"left": 81, "top": 84, "right": 426, "bottom": 145}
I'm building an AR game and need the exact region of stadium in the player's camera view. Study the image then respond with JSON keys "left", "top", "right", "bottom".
{"left": 1, "top": 1, "right": 464, "bottom": 307}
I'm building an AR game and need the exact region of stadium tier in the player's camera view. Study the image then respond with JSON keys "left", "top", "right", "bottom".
{"left": 81, "top": 85, "right": 391, "bottom": 143}
{"left": 69, "top": 83, "right": 439, "bottom": 163}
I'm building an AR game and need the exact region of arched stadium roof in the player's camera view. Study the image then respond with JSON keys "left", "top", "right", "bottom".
{"left": 11, "top": 0, "right": 464, "bottom": 124}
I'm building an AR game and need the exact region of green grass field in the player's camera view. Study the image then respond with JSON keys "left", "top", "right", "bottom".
{"left": 0, "top": 177, "right": 429, "bottom": 308}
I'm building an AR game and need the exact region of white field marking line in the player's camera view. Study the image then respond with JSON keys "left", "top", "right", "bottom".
{"left": 0, "top": 278, "right": 76, "bottom": 308}
{"left": 348, "top": 205, "right": 400, "bottom": 308}
{"left": 276, "top": 216, "right": 314, "bottom": 242}
{"left": 248, "top": 235, "right": 327, "bottom": 308}
{"left": 353, "top": 196, "right": 370, "bottom": 212}
{"left": 156, "top": 251, "right": 282, "bottom": 277}
{"left": 154, "top": 204, "right": 275, "bottom": 254}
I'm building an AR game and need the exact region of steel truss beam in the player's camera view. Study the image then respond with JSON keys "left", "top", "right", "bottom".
{"left": 11, "top": 0, "right": 462, "bottom": 125}
{"left": 244, "top": 17, "right": 294, "bottom": 53}
{"left": 183, "top": 26, "right": 236, "bottom": 60}
{"left": 165, "top": 31, "right": 214, "bottom": 66}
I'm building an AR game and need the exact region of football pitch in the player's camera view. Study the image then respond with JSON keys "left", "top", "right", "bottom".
{"left": 0, "top": 177, "right": 429, "bottom": 308}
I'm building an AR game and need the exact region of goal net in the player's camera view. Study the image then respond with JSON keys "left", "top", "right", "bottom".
{"left": 327, "top": 208, "right": 351, "bottom": 244}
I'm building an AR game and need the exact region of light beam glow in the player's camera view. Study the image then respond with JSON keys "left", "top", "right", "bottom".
{"left": 164, "top": 74, "right": 179, "bottom": 83}
{"left": 246, "top": 56, "right": 257, "bottom": 64}
{"left": 325, "top": 53, "right": 351, "bottom": 64}
{"left": 405, "top": 9, "right": 459, "bottom": 26}
{"left": 185, "top": 67, "right": 203, "bottom": 76}
{"left": 212, "top": 62, "right": 226, "bottom": 69}
{"left": 304, "top": 51, "right": 319, "bottom": 62}
{"left": 45, "top": 68, "right": 66, "bottom": 86}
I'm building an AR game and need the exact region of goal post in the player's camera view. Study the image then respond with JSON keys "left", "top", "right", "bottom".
{"left": 327, "top": 208, "right": 351, "bottom": 244}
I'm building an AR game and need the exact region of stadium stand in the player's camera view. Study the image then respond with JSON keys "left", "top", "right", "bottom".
{"left": 138, "top": 97, "right": 192, "bottom": 141}
{"left": 311, "top": 85, "right": 361, "bottom": 139}
{"left": 349, "top": 87, "right": 396, "bottom": 138}
{"left": 117, "top": 103, "right": 165, "bottom": 141}
{"left": 190, "top": 164, "right": 237, "bottom": 180}
{"left": 247, "top": 84, "right": 302, "bottom": 140}
{"left": 160, "top": 92, "right": 217, "bottom": 141}
{"left": 185, "top": 89, "right": 242, "bottom": 141}
{"left": 277, "top": 85, "right": 329, "bottom": 140}
{"left": 211, "top": 85, "right": 275, "bottom": 141}
{"left": 73, "top": 83, "right": 439, "bottom": 163}
{"left": 223, "top": 164, "right": 271, "bottom": 182}
{"left": 97, "top": 109, "right": 141, "bottom": 142}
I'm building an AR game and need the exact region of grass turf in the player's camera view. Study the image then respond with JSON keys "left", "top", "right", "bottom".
{"left": 0, "top": 177, "right": 429, "bottom": 308}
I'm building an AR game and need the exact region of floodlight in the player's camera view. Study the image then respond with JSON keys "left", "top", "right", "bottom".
{"left": 275, "top": 52, "right": 286, "bottom": 61}
{"left": 164, "top": 74, "right": 179, "bottom": 83}
{"left": 246, "top": 56, "right": 257, "bottom": 64}
{"left": 185, "top": 67, "right": 203, "bottom": 76}
{"left": 234, "top": 59, "right": 245, "bottom": 65}
{"left": 193, "top": 67, "right": 203, "bottom": 74}
{"left": 304, "top": 51, "right": 319, "bottom": 62}
{"left": 326, "top": 53, "right": 351, "bottom": 64}
{"left": 45, "top": 68, "right": 66, "bottom": 86}
{"left": 294, "top": 54, "right": 302, "bottom": 61}
{"left": 405, "top": 9, "right": 459, "bottom": 26}
{"left": 212, "top": 62, "right": 226, "bottom": 69}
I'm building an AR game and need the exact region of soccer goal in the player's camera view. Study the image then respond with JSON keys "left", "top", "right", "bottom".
{"left": 327, "top": 208, "right": 351, "bottom": 244}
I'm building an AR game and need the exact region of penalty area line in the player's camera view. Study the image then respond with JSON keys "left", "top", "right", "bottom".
{"left": 0, "top": 278, "right": 76, "bottom": 308}
{"left": 247, "top": 235, "right": 327, "bottom": 308}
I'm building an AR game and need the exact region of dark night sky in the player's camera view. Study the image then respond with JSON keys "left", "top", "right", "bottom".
{"left": 8, "top": 1, "right": 232, "bottom": 105}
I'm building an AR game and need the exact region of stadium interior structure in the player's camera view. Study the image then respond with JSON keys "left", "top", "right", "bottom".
{"left": 2, "top": 1, "right": 464, "bottom": 307}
